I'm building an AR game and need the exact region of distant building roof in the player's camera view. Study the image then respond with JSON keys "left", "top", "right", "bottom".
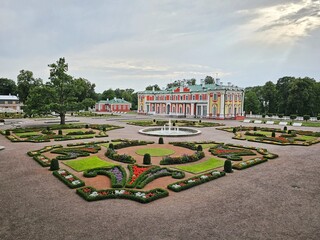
{"left": 0, "top": 95, "right": 19, "bottom": 101}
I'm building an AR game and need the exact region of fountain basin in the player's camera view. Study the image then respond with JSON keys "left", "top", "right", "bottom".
{"left": 138, "top": 127, "right": 201, "bottom": 137}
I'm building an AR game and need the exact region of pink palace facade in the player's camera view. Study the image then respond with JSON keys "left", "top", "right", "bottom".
{"left": 137, "top": 80, "right": 245, "bottom": 119}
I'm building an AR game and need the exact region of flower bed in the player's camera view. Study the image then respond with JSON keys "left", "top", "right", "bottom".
{"left": 51, "top": 145, "right": 101, "bottom": 160}
{"left": 160, "top": 151, "right": 205, "bottom": 165}
{"left": 210, "top": 145, "right": 256, "bottom": 159}
{"left": 84, "top": 166, "right": 127, "bottom": 188}
{"left": 126, "top": 165, "right": 154, "bottom": 188}
{"left": 105, "top": 148, "right": 136, "bottom": 164}
{"left": 67, "top": 140, "right": 109, "bottom": 147}
{"left": 33, "top": 154, "right": 51, "bottom": 167}
{"left": 112, "top": 139, "right": 154, "bottom": 149}
{"left": 53, "top": 169, "right": 85, "bottom": 188}
{"left": 232, "top": 157, "right": 268, "bottom": 170}
{"left": 76, "top": 186, "right": 169, "bottom": 203}
{"left": 167, "top": 170, "right": 226, "bottom": 192}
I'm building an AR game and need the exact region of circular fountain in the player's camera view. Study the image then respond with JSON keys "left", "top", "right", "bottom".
{"left": 138, "top": 119, "right": 201, "bottom": 137}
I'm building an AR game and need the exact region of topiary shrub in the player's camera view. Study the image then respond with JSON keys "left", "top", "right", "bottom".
{"left": 50, "top": 159, "right": 59, "bottom": 171}
{"left": 303, "top": 115, "right": 310, "bottom": 121}
{"left": 58, "top": 129, "right": 63, "bottom": 135}
{"left": 284, "top": 126, "right": 287, "bottom": 131}
{"left": 262, "top": 114, "right": 266, "bottom": 118}
{"left": 5, "top": 130, "right": 10, "bottom": 135}
{"left": 224, "top": 160, "right": 233, "bottom": 173}
{"left": 143, "top": 153, "right": 151, "bottom": 165}
{"left": 158, "top": 137, "right": 164, "bottom": 144}
{"left": 102, "top": 126, "right": 106, "bottom": 131}
{"left": 288, "top": 130, "right": 292, "bottom": 134}
{"left": 46, "top": 126, "right": 51, "bottom": 131}
{"left": 278, "top": 114, "right": 284, "bottom": 118}
{"left": 197, "top": 145, "right": 203, "bottom": 152}
{"left": 199, "top": 119, "right": 202, "bottom": 123}
{"left": 233, "top": 128, "right": 237, "bottom": 134}
{"left": 173, "top": 122, "right": 176, "bottom": 126}
{"left": 85, "top": 124, "right": 89, "bottom": 129}
{"left": 253, "top": 126, "right": 257, "bottom": 131}
{"left": 272, "top": 131, "right": 276, "bottom": 137}
{"left": 109, "top": 143, "right": 114, "bottom": 150}
{"left": 290, "top": 114, "right": 297, "bottom": 120}
{"left": 153, "top": 119, "right": 156, "bottom": 123}
{"left": 317, "top": 115, "right": 320, "bottom": 121}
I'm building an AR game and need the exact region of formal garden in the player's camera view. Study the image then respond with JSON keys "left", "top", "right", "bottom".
{"left": 218, "top": 126, "right": 320, "bottom": 146}
{"left": 0, "top": 123, "right": 122, "bottom": 143}
{"left": 25, "top": 138, "right": 278, "bottom": 203}
{"left": 126, "top": 119, "right": 225, "bottom": 128}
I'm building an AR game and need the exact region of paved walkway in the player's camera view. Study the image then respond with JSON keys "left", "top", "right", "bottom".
{"left": 0, "top": 117, "right": 319, "bottom": 240}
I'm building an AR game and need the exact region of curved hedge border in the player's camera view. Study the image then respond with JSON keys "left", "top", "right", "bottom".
{"left": 76, "top": 187, "right": 169, "bottom": 203}
{"left": 33, "top": 154, "right": 51, "bottom": 167}
{"left": 111, "top": 139, "right": 154, "bottom": 149}
{"left": 83, "top": 166, "right": 127, "bottom": 188}
{"left": 105, "top": 148, "right": 136, "bottom": 164}
{"left": 160, "top": 151, "right": 205, "bottom": 165}
{"left": 67, "top": 140, "right": 109, "bottom": 147}
{"left": 168, "top": 170, "right": 226, "bottom": 192}
{"left": 232, "top": 157, "right": 268, "bottom": 170}
{"left": 126, "top": 165, "right": 154, "bottom": 188}
{"left": 53, "top": 169, "right": 85, "bottom": 188}
{"left": 51, "top": 145, "right": 101, "bottom": 160}
{"left": 27, "top": 145, "right": 62, "bottom": 156}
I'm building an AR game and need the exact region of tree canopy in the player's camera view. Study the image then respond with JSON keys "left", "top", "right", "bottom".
{"left": 0, "top": 78, "right": 17, "bottom": 95}
{"left": 17, "top": 70, "right": 43, "bottom": 103}
{"left": 24, "top": 57, "right": 97, "bottom": 124}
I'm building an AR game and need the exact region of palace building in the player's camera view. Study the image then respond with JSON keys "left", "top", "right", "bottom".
{"left": 95, "top": 97, "right": 132, "bottom": 113}
{"left": 137, "top": 79, "right": 245, "bottom": 119}
{"left": 0, "top": 95, "right": 22, "bottom": 112}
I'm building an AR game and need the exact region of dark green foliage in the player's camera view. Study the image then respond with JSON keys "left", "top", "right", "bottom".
{"left": 108, "top": 143, "right": 114, "bottom": 149}
{"left": 197, "top": 145, "right": 203, "bottom": 152}
{"left": 271, "top": 131, "right": 276, "bottom": 137}
{"left": 284, "top": 126, "right": 287, "bottom": 131}
{"left": 288, "top": 130, "right": 292, "bottom": 134}
{"left": 278, "top": 114, "right": 284, "bottom": 118}
{"left": 53, "top": 169, "right": 85, "bottom": 188}
{"left": 233, "top": 128, "right": 237, "bottom": 134}
{"left": 232, "top": 157, "right": 268, "bottom": 170}
{"left": 153, "top": 119, "right": 156, "bottom": 123}
{"left": 85, "top": 124, "right": 89, "bottom": 129}
{"left": 58, "top": 129, "right": 63, "bottom": 135}
{"left": 50, "top": 159, "right": 59, "bottom": 171}
{"left": 112, "top": 140, "right": 154, "bottom": 149}
{"left": 5, "top": 130, "right": 10, "bottom": 135}
{"left": 102, "top": 126, "right": 106, "bottom": 131}
{"left": 46, "top": 126, "right": 51, "bottom": 131}
{"left": 172, "top": 122, "right": 176, "bottom": 126}
{"left": 224, "top": 160, "right": 233, "bottom": 173}
{"left": 253, "top": 126, "right": 257, "bottom": 131}
{"left": 143, "top": 153, "right": 151, "bottom": 165}
{"left": 262, "top": 114, "right": 266, "bottom": 118}
{"left": 317, "top": 115, "right": 320, "bottom": 120}
{"left": 290, "top": 114, "right": 297, "bottom": 120}
{"left": 199, "top": 119, "right": 202, "bottom": 123}
{"left": 303, "top": 115, "right": 310, "bottom": 121}
{"left": 105, "top": 148, "right": 136, "bottom": 164}
{"left": 158, "top": 137, "right": 164, "bottom": 144}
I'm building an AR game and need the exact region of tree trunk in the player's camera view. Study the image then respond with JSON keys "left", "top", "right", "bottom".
{"left": 60, "top": 113, "right": 66, "bottom": 125}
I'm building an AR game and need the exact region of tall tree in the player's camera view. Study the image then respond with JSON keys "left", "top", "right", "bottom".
{"left": 186, "top": 78, "right": 196, "bottom": 85}
{"left": 145, "top": 84, "right": 161, "bottom": 91}
{"left": 101, "top": 88, "right": 115, "bottom": 100}
{"left": 244, "top": 90, "right": 260, "bottom": 114}
{"left": 0, "top": 78, "right": 17, "bottom": 95}
{"left": 17, "top": 70, "right": 43, "bottom": 103}
{"left": 23, "top": 58, "right": 96, "bottom": 124}
{"left": 204, "top": 76, "right": 214, "bottom": 84}
{"left": 72, "top": 77, "right": 97, "bottom": 102}
{"left": 262, "top": 81, "right": 277, "bottom": 114}
{"left": 276, "top": 76, "right": 295, "bottom": 115}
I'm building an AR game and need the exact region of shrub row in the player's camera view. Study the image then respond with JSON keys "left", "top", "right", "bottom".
{"left": 112, "top": 140, "right": 154, "bottom": 149}
{"left": 66, "top": 140, "right": 108, "bottom": 147}
{"left": 232, "top": 157, "right": 268, "bottom": 170}
{"left": 27, "top": 145, "right": 62, "bottom": 156}
{"left": 167, "top": 170, "right": 226, "bottom": 192}
{"left": 160, "top": 151, "right": 205, "bottom": 165}
{"left": 105, "top": 148, "right": 136, "bottom": 164}
{"left": 33, "top": 154, "right": 51, "bottom": 167}
{"left": 83, "top": 166, "right": 127, "bottom": 188}
{"left": 76, "top": 187, "right": 169, "bottom": 204}
{"left": 53, "top": 169, "right": 85, "bottom": 188}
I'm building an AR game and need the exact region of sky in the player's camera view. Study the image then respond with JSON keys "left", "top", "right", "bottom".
{"left": 0, "top": 0, "right": 319, "bottom": 93}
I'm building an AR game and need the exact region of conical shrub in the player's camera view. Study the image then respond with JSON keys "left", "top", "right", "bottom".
{"left": 143, "top": 153, "right": 151, "bottom": 165}
{"left": 224, "top": 160, "right": 233, "bottom": 173}
{"left": 50, "top": 159, "right": 59, "bottom": 171}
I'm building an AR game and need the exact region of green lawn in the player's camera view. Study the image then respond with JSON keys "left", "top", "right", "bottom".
{"left": 135, "top": 148, "right": 175, "bottom": 157}
{"left": 294, "top": 135, "right": 317, "bottom": 141}
{"left": 15, "top": 132, "right": 41, "bottom": 138}
{"left": 63, "top": 156, "right": 115, "bottom": 172}
{"left": 301, "top": 122, "right": 320, "bottom": 127}
{"left": 201, "top": 143, "right": 218, "bottom": 149}
{"left": 175, "top": 158, "right": 225, "bottom": 174}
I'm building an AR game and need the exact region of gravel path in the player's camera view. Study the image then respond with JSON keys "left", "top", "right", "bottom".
{"left": 0, "top": 117, "right": 319, "bottom": 240}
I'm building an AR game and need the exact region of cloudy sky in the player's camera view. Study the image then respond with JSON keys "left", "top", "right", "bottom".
{"left": 1, "top": 0, "right": 319, "bottom": 92}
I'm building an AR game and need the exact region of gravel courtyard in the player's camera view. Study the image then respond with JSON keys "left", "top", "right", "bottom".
{"left": 0, "top": 117, "right": 319, "bottom": 240}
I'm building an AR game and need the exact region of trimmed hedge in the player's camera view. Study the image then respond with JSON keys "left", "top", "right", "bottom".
{"left": 27, "top": 145, "right": 62, "bottom": 156}
{"left": 160, "top": 151, "right": 205, "bottom": 165}
{"left": 53, "top": 169, "right": 85, "bottom": 188}
{"left": 232, "top": 157, "right": 268, "bottom": 170}
{"left": 105, "top": 148, "right": 136, "bottom": 164}
{"left": 168, "top": 170, "right": 226, "bottom": 192}
{"left": 33, "top": 155, "right": 51, "bottom": 167}
{"left": 76, "top": 187, "right": 169, "bottom": 203}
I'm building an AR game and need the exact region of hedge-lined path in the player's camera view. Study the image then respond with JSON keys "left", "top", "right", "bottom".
{"left": 0, "top": 117, "right": 320, "bottom": 240}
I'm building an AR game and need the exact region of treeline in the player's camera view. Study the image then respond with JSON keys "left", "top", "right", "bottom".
{"left": 244, "top": 76, "right": 320, "bottom": 116}
{"left": 97, "top": 89, "right": 138, "bottom": 110}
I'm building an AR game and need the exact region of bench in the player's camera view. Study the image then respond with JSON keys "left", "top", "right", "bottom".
{"left": 254, "top": 120, "right": 262, "bottom": 124}
{"left": 266, "top": 121, "right": 274, "bottom": 125}
{"left": 292, "top": 122, "right": 302, "bottom": 127}
{"left": 243, "top": 119, "right": 251, "bottom": 123}
{"left": 279, "top": 122, "right": 288, "bottom": 126}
